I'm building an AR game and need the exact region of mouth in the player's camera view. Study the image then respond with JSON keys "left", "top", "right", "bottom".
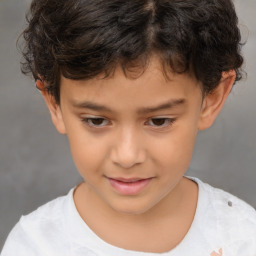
{"left": 107, "top": 177, "right": 153, "bottom": 195}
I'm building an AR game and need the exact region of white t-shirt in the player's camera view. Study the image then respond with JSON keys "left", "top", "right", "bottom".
{"left": 1, "top": 177, "right": 256, "bottom": 256}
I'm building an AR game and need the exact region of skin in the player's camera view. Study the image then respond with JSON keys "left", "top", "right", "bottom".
{"left": 41, "top": 57, "right": 235, "bottom": 253}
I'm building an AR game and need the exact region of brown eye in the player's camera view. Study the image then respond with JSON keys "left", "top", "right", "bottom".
{"left": 82, "top": 117, "right": 110, "bottom": 127}
{"left": 147, "top": 118, "right": 176, "bottom": 127}
{"left": 151, "top": 118, "right": 166, "bottom": 126}
{"left": 90, "top": 118, "right": 104, "bottom": 125}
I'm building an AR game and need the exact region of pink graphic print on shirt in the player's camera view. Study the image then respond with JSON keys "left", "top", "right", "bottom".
{"left": 210, "top": 248, "right": 223, "bottom": 256}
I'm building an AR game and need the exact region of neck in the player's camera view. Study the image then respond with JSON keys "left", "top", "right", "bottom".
{"left": 73, "top": 177, "right": 198, "bottom": 253}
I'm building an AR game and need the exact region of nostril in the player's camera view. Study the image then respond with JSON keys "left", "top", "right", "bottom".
{"left": 111, "top": 147, "right": 146, "bottom": 169}
{"left": 113, "top": 156, "right": 140, "bottom": 169}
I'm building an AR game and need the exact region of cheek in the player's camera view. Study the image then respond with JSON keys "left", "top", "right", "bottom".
{"left": 152, "top": 124, "right": 198, "bottom": 172}
{"left": 171, "top": 111, "right": 200, "bottom": 164}
{"left": 67, "top": 129, "right": 108, "bottom": 177}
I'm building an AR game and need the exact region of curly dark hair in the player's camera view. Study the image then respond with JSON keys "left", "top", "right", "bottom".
{"left": 20, "top": 0, "right": 244, "bottom": 104}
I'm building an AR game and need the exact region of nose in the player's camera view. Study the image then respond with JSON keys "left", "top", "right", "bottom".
{"left": 110, "top": 126, "right": 146, "bottom": 169}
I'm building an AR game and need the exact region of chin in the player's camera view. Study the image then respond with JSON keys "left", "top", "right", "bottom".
{"left": 108, "top": 198, "right": 157, "bottom": 216}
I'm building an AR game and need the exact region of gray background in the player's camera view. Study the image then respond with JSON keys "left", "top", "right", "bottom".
{"left": 0, "top": 0, "right": 255, "bottom": 251}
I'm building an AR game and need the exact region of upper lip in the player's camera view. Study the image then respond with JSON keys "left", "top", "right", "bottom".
{"left": 107, "top": 177, "right": 152, "bottom": 182}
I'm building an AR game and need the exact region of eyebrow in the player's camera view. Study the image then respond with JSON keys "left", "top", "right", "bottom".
{"left": 71, "top": 98, "right": 186, "bottom": 114}
{"left": 137, "top": 99, "right": 186, "bottom": 114}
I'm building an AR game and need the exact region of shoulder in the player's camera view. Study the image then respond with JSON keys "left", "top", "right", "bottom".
{"left": 199, "top": 178, "right": 256, "bottom": 223}
{"left": 20, "top": 189, "right": 73, "bottom": 232}
{"left": 1, "top": 188, "right": 75, "bottom": 256}
{"left": 192, "top": 177, "right": 256, "bottom": 253}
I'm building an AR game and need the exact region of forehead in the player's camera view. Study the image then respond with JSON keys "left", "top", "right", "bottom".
{"left": 59, "top": 58, "right": 202, "bottom": 110}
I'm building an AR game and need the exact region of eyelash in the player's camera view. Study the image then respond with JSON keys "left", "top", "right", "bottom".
{"left": 82, "top": 117, "right": 110, "bottom": 127}
{"left": 81, "top": 117, "right": 176, "bottom": 129}
{"left": 146, "top": 118, "right": 176, "bottom": 127}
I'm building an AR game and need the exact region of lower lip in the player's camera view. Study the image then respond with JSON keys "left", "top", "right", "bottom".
{"left": 108, "top": 178, "right": 152, "bottom": 195}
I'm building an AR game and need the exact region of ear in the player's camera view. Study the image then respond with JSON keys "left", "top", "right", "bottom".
{"left": 36, "top": 80, "right": 66, "bottom": 134}
{"left": 198, "top": 70, "right": 236, "bottom": 130}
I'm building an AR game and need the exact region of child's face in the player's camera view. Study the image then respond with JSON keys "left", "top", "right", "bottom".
{"left": 46, "top": 58, "right": 228, "bottom": 215}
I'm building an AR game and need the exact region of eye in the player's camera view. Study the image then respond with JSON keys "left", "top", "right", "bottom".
{"left": 146, "top": 118, "right": 176, "bottom": 128}
{"left": 82, "top": 117, "right": 110, "bottom": 127}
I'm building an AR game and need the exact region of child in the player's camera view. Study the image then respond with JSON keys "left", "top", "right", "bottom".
{"left": 1, "top": 0, "right": 256, "bottom": 255}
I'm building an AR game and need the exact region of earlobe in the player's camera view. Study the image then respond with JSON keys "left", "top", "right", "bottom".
{"left": 198, "top": 70, "right": 236, "bottom": 130}
{"left": 37, "top": 80, "right": 66, "bottom": 135}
